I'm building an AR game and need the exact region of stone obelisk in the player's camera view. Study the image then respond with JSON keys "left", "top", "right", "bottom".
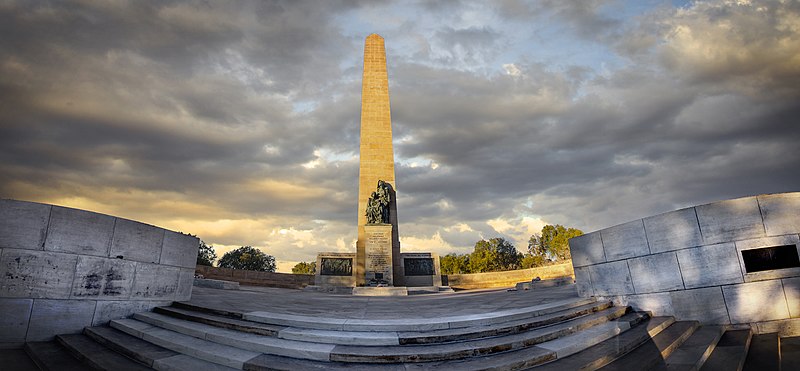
{"left": 357, "top": 34, "right": 401, "bottom": 286}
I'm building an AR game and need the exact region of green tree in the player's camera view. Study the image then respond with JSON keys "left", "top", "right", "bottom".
{"left": 292, "top": 261, "right": 316, "bottom": 275}
{"left": 218, "top": 246, "right": 276, "bottom": 272}
{"left": 528, "top": 224, "right": 584, "bottom": 262}
{"left": 468, "top": 237, "right": 522, "bottom": 273}
{"left": 520, "top": 254, "right": 548, "bottom": 269}
{"left": 440, "top": 253, "right": 471, "bottom": 274}
{"left": 196, "top": 240, "right": 217, "bottom": 266}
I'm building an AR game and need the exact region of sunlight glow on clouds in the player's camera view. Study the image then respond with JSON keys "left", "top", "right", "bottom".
{"left": 1, "top": 0, "right": 798, "bottom": 271}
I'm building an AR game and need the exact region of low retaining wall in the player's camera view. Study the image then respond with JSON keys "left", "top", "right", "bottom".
{"left": 570, "top": 192, "right": 800, "bottom": 330}
{"left": 0, "top": 199, "right": 198, "bottom": 346}
{"left": 444, "top": 263, "right": 575, "bottom": 290}
{"left": 195, "top": 265, "right": 315, "bottom": 289}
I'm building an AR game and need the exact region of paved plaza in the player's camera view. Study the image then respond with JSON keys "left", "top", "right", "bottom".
{"left": 187, "top": 285, "right": 581, "bottom": 320}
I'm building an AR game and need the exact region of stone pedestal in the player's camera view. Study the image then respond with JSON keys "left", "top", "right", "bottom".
{"left": 364, "top": 224, "right": 393, "bottom": 286}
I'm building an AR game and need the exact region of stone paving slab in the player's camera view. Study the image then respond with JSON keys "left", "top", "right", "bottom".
{"left": 154, "top": 354, "right": 239, "bottom": 371}
{"left": 112, "top": 319, "right": 260, "bottom": 369}
{"left": 133, "top": 312, "right": 337, "bottom": 361}
{"left": 85, "top": 325, "right": 179, "bottom": 367}
{"left": 600, "top": 321, "right": 699, "bottom": 370}
{"left": 56, "top": 333, "right": 152, "bottom": 370}
{"left": 535, "top": 315, "right": 674, "bottom": 371}
{"left": 661, "top": 325, "right": 724, "bottom": 370}
{"left": 186, "top": 284, "right": 581, "bottom": 320}
{"left": 240, "top": 295, "right": 594, "bottom": 332}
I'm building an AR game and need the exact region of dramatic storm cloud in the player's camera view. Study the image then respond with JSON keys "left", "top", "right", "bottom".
{"left": 1, "top": 0, "right": 798, "bottom": 271}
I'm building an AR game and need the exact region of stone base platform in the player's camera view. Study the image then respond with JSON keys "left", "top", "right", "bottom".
{"left": 193, "top": 278, "right": 240, "bottom": 290}
{"left": 351, "top": 286, "right": 408, "bottom": 296}
{"left": 515, "top": 276, "right": 574, "bottom": 291}
{"left": 7, "top": 284, "right": 795, "bottom": 369}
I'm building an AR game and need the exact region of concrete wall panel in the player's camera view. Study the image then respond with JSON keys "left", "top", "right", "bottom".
{"left": 723, "top": 280, "right": 790, "bottom": 324}
{"left": 110, "top": 218, "right": 164, "bottom": 264}
{"left": 70, "top": 255, "right": 136, "bottom": 299}
{"left": 159, "top": 230, "right": 198, "bottom": 268}
{"left": 568, "top": 232, "right": 605, "bottom": 267}
{"left": 574, "top": 266, "right": 593, "bottom": 297}
{"left": 671, "top": 287, "right": 729, "bottom": 324}
{"left": 131, "top": 263, "right": 179, "bottom": 299}
{"left": 677, "top": 243, "right": 743, "bottom": 289}
{"left": 600, "top": 220, "right": 649, "bottom": 261}
{"left": 92, "top": 300, "right": 171, "bottom": 326}
{"left": 0, "top": 298, "right": 33, "bottom": 342}
{"left": 628, "top": 252, "right": 683, "bottom": 294}
{"left": 758, "top": 193, "right": 800, "bottom": 236}
{"left": 571, "top": 193, "right": 800, "bottom": 326}
{"left": 620, "top": 292, "right": 673, "bottom": 316}
{"left": 0, "top": 200, "right": 50, "bottom": 250}
{"left": 176, "top": 268, "right": 195, "bottom": 301}
{"left": 0, "top": 249, "right": 77, "bottom": 298}
{"left": 26, "top": 299, "right": 96, "bottom": 341}
{"left": 696, "top": 197, "right": 765, "bottom": 244}
{"left": 783, "top": 277, "right": 800, "bottom": 318}
{"left": 644, "top": 207, "right": 703, "bottom": 253}
{"left": 587, "top": 260, "right": 634, "bottom": 296}
{"left": 44, "top": 206, "right": 115, "bottom": 257}
{"left": 0, "top": 199, "right": 198, "bottom": 346}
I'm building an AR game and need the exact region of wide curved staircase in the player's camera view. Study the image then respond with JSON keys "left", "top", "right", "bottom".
{"left": 17, "top": 294, "right": 800, "bottom": 370}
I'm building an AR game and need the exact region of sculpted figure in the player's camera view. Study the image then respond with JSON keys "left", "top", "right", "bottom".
{"left": 365, "top": 180, "right": 392, "bottom": 224}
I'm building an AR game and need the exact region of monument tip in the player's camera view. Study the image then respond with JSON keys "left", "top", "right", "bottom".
{"left": 366, "top": 33, "right": 384, "bottom": 41}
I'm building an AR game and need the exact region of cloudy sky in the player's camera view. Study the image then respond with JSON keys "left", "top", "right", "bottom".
{"left": 2, "top": 0, "right": 799, "bottom": 272}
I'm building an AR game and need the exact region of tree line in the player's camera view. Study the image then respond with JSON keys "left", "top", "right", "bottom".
{"left": 194, "top": 223, "right": 582, "bottom": 275}
{"left": 439, "top": 224, "right": 583, "bottom": 275}
{"left": 196, "top": 239, "right": 277, "bottom": 272}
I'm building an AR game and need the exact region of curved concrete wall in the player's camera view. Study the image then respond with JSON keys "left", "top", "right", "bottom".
{"left": 0, "top": 199, "right": 198, "bottom": 345}
{"left": 195, "top": 265, "right": 315, "bottom": 289}
{"left": 569, "top": 192, "right": 800, "bottom": 332}
{"left": 444, "top": 262, "right": 574, "bottom": 290}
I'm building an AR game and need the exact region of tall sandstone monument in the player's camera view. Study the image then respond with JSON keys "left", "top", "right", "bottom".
{"left": 357, "top": 34, "right": 401, "bottom": 285}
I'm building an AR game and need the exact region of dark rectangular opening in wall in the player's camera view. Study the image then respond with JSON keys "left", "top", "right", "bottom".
{"left": 742, "top": 245, "right": 800, "bottom": 273}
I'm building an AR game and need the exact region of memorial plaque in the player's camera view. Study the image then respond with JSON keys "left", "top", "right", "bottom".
{"left": 320, "top": 258, "right": 353, "bottom": 276}
{"left": 404, "top": 258, "right": 434, "bottom": 276}
{"left": 365, "top": 224, "right": 393, "bottom": 285}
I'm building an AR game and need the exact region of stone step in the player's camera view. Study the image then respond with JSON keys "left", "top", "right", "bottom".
{"left": 84, "top": 325, "right": 237, "bottom": 371}
{"left": 241, "top": 296, "right": 598, "bottom": 331}
{"left": 127, "top": 304, "right": 630, "bottom": 364}
{"left": 111, "top": 318, "right": 262, "bottom": 369}
{"left": 330, "top": 308, "right": 635, "bottom": 363}
{"left": 660, "top": 325, "right": 725, "bottom": 371}
{"left": 780, "top": 336, "right": 800, "bottom": 370}
{"left": 0, "top": 349, "right": 40, "bottom": 371}
{"left": 154, "top": 306, "right": 285, "bottom": 337}
{"left": 700, "top": 328, "right": 752, "bottom": 371}
{"left": 132, "top": 312, "right": 337, "bottom": 360}
{"left": 599, "top": 321, "right": 699, "bottom": 370}
{"left": 534, "top": 315, "right": 676, "bottom": 370}
{"left": 398, "top": 300, "right": 615, "bottom": 345}
{"left": 56, "top": 333, "right": 152, "bottom": 370}
{"left": 240, "top": 313, "right": 651, "bottom": 371}
{"left": 84, "top": 325, "right": 180, "bottom": 368}
{"left": 24, "top": 341, "right": 89, "bottom": 371}
{"left": 742, "top": 333, "right": 779, "bottom": 370}
{"left": 157, "top": 299, "right": 613, "bottom": 346}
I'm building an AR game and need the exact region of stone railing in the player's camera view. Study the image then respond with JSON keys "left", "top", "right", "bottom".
{"left": 570, "top": 192, "right": 800, "bottom": 332}
{"left": 0, "top": 199, "right": 198, "bottom": 345}
{"left": 195, "top": 265, "right": 315, "bottom": 289}
{"left": 444, "top": 262, "right": 575, "bottom": 290}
